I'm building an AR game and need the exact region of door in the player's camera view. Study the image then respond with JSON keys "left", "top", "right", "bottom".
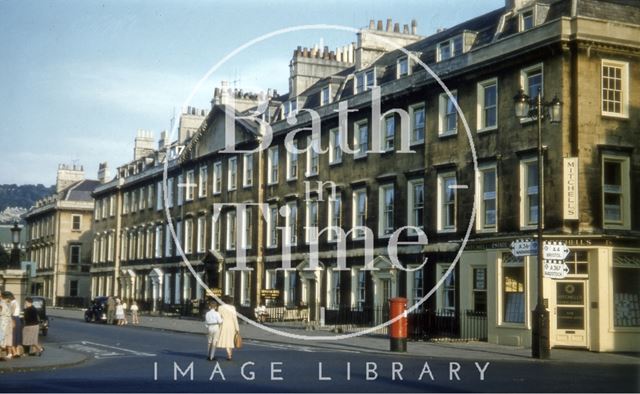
{"left": 553, "top": 280, "right": 588, "bottom": 347}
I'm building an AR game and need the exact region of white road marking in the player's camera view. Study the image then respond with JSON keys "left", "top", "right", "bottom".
{"left": 63, "top": 341, "right": 156, "bottom": 359}
{"left": 248, "top": 340, "right": 360, "bottom": 354}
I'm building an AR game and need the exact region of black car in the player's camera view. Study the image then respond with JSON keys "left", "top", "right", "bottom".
{"left": 29, "top": 296, "right": 49, "bottom": 336}
{"left": 84, "top": 296, "right": 109, "bottom": 323}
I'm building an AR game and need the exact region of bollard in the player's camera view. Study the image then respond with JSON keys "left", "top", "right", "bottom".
{"left": 389, "top": 297, "right": 407, "bottom": 352}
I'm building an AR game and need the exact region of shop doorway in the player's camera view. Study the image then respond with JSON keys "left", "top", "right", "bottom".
{"left": 552, "top": 280, "right": 588, "bottom": 348}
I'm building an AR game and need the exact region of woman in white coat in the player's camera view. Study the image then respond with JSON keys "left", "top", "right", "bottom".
{"left": 216, "top": 296, "right": 240, "bottom": 360}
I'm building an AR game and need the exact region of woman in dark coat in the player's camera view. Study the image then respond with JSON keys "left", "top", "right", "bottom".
{"left": 22, "top": 297, "right": 44, "bottom": 356}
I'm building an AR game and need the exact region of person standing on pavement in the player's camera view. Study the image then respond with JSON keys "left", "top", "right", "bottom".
{"left": 216, "top": 296, "right": 240, "bottom": 361}
{"left": 122, "top": 300, "right": 128, "bottom": 325}
{"left": 204, "top": 300, "right": 223, "bottom": 361}
{"left": 115, "top": 299, "right": 125, "bottom": 326}
{"left": 106, "top": 296, "right": 116, "bottom": 325}
{"left": 0, "top": 292, "right": 11, "bottom": 359}
{"left": 9, "top": 293, "right": 23, "bottom": 357}
{"left": 22, "top": 297, "right": 44, "bottom": 356}
{"left": 130, "top": 301, "right": 140, "bottom": 325}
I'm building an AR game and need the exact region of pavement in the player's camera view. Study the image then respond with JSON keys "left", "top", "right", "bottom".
{"left": 1, "top": 307, "right": 637, "bottom": 373}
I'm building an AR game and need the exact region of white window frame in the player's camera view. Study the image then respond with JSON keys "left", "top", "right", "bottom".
{"left": 437, "top": 171, "right": 457, "bottom": 233}
{"left": 243, "top": 153, "right": 253, "bottom": 188}
{"left": 155, "top": 225, "right": 163, "bottom": 258}
{"left": 228, "top": 157, "right": 237, "bottom": 191}
{"left": 268, "top": 146, "right": 279, "bottom": 185}
{"left": 321, "top": 86, "right": 331, "bottom": 106}
{"left": 327, "top": 194, "right": 342, "bottom": 242}
{"left": 406, "top": 266, "right": 424, "bottom": 308}
{"left": 354, "top": 68, "right": 376, "bottom": 94}
{"left": 156, "top": 181, "right": 163, "bottom": 211}
{"left": 213, "top": 162, "right": 222, "bottom": 194}
{"left": 197, "top": 216, "right": 206, "bottom": 253}
{"left": 242, "top": 207, "right": 252, "bottom": 249}
{"left": 167, "top": 177, "right": 174, "bottom": 208}
{"left": 109, "top": 195, "right": 116, "bottom": 216}
{"left": 436, "top": 264, "right": 456, "bottom": 313}
{"left": 382, "top": 115, "right": 395, "bottom": 152}
{"left": 285, "top": 201, "right": 298, "bottom": 247}
{"left": 184, "top": 218, "right": 193, "bottom": 254}
{"left": 438, "top": 91, "right": 458, "bottom": 136}
{"left": 378, "top": 184, "right": 395, "bottom": 238}
{"left": 267, "top": 205, "right": 278, "bottom": 248}
{"left": 70, "top": 245, "right": 81, "bottom": 265}
{"left": 407, "top": 179, "right": 424, "bottom": 234}
{"left": 164, "top": 223, "right": 172, "bottom": 257}
{"left": 476, "top": 164, "right": 498, "bottom": 232}
{"left": 226, "top": 210, "right": 237, "bottom": 251}
{"left": 519, "top": 157, "right": 539, "bottom": 230}
{"left": 520, "top": 63, "right": 544, "bottom": 123}
{"left": 326, "top": 268, "right": 341, "bottom": 310}
{"left": 211, "top": 213, "right": 221, "bottom": 252}
{"left": 329, "top": 128, "right": 343, "bottom": 165}
{"left": 240, "top": 271, "right": 251, "bottom": 307}
{"left": 519, "top": 9, "right": 534, "bottom": 32}
{"left": 305, "top": 198, "right": 319, "bottom": 244}
{"left": 177, "top": 174, "right": 185, "bottom": 205}
{"left": 397, "top": 56, "right": 409, "bottom": 79}
{"left": 198, "top": 165, "right": 208, "bottom": 198}
{"left": 71, "top": 214, "right": 82, "bottom": 231}
{"left": 147, "top": 184, "right": 153, "bottom": 209}
{"left": 123, "top": 192, "right": 130, "bottom": 214}
{"left": 286, "top": 142, "right": 298, "bottom": 181}
{"left": 354, "top": 120, "right": 369, "bottom": 159}
{"left": 602, "top": 154, "right": 631, "bottom": 230}
{"left": 306, "top": 135, "right": 319, "bottom": 177}
{"left": 409, "top": 103, "right": 425, "bottom": 145}
{"left": 601, "top": 60, "right": 629, "bottom": 118}
{"left": 477, "top": 78, "right": 498, "bottom": 132}
{"left": 436, "top": 35, "right": 462, "bottom": 62}
{"left": 352, "top": 189, "right": 367, "bottom": 240}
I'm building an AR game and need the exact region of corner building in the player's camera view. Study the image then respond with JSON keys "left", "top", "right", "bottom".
{"left": 91, "top": 0, "right": 640, "bottom": 352}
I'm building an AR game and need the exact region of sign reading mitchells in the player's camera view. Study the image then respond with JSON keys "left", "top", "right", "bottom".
{"left": 260, "top": 289, "right": 281, "bottom": 299}
{"left": 564, "top": 157, "right": 579, "bottom": 220}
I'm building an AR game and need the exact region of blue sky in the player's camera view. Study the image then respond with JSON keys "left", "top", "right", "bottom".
{"left": 0, "top": 0, "right": 503, "bottom": 186}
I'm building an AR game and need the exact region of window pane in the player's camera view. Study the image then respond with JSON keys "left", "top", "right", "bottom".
{"left": 503, "top": 265, "right": 525, "bottom": 323}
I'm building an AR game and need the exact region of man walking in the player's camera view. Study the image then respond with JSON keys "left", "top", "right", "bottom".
{"left": 106, "top": 296, "right": 116, "bottom": 325}
{"left": 205, "top": 300, "right": 223, "bottom": 361}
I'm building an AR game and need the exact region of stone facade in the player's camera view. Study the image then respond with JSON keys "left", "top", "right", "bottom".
{"left": 90, "top": 0, "right": 639, "bottom": 351}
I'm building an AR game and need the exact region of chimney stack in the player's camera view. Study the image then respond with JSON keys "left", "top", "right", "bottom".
{"left": 369, "top": 19, "right": 375, "bottom": 29}
{"left": 133, "top": 129, "right": 155, "bottom": 160}
{"left": 386, "top": 18, "right": 393, "bottom": 32}
{"left": 56, "top": 163, "right": 85, "bottom": 193}
{"left": 97, "top": 162, "right": 110, "bottom": 183}
{"left": 411, "top": 19, "right": 417, "bottom": 35}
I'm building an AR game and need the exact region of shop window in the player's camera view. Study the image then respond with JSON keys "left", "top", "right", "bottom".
{"left": 613, "top": 253, "right": 640, "bottom": 328}
{"left": 564, "top": 251, "right": 589, "bottom": 276}
{"left": 502, "top": 254, "right": 525, "bottom": 324}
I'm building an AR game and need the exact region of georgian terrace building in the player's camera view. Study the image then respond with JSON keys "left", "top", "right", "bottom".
{"left": 91, "top": 0, "right": 639, "bottom": 352}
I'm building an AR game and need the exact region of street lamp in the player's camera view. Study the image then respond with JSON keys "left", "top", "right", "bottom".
{"left": 513, "top": 88, "right": 561, "bottom": 359}
{"left": 9, "top": 221, "right": 22, "bottom": 269}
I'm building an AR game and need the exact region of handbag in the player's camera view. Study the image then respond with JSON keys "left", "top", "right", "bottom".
{"left": 234, "top": 332, "right": 242, "bottom": 348}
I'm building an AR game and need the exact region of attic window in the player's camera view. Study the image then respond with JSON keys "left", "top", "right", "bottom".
{"left": 283, "top": 99, "right": 298, "bottom": 119}
{"left": 355, "top": 68, "right": 376, "bottom": 94}
{"left": 520, "top": 10, "right": 534, "bottom": 31}
{"left": 397, "top": 57, "right": 409, "bottom": 78}
{"left": 437, "top": 35, "right": 463, "bottom": 62}
{"left": 321, "top": 86, "right": 331, "bottom": 105}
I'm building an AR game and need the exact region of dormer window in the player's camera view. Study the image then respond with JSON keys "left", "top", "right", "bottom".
{"left": 354, "top": 68, "right": 375, "bottom": 94}
{"left": 283, "top": 99, "right": 298, "bottom": 119}
{"left": 321, "top": 86, "right": 331, "bottom": 106}
{"left": 397, "top": 57, "right": 409, "bottom": 78}
{"left": 520, "top": 10, "right": 534, "bottom": 31}
{"left": 437, "top": 35, "right": 463, "bottom": 62}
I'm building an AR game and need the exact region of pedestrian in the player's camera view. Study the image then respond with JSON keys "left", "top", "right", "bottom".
{"left": 106, "top": 296, "right": 116, "bottom": 325}
{"left": 9, "top": 293, "right": 23, "bottom": 358}
{"left": 122, "top": 300, "right": 129, "bottom": 325}
{"left": 130, "top": 301, "right": 140, "bottom": 325}
{"left": 216, "top": 296, "right": 240, "bottom": 361}
{"left": 22, "top": 297, "right": 44, "bottom": 356}
{"left": 115, "top": 299, "right": 125, "bottom": 326}
{"left": 0, "top": 291, "right": 14, "bottom": 359}
{"left": 204, "top": 300, "right": 223, "bottom": 361}
{"left": 0, "top": 292, "right": 11, "bottom": 360}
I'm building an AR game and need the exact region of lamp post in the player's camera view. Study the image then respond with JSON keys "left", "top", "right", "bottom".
{"left": 513, "top": 88, "right": 561, "bottom": 359}
{"left": 9, "top": 221, "right": 22, "bottom": 269}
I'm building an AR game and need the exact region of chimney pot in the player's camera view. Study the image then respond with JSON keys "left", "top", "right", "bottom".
{"left": 386, "top": 18, "right": 392, "bottom": 32}
{"left": 411, "top": 19, "right": 417, "bottom": 35}
{"left": 403, "top": 24, "right": 409, "bottom": 34}
{"left": 377, "top": 20, "right": 383, "bottom": 30}
{"left": 394, "top": 23, "right": 400, "bottom": 33}
{"left": 369, "top": 19, "right": 375, "bottom": 29}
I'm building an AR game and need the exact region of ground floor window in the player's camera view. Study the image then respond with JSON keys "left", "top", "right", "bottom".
{"left": 613, "top": 253, "right": 640, "bottom": 328}
{"left": 241, "top": 271, "right": 252, "bottom": 307}
{"left": 503, "top": 254, "right": 525, "bottom": 324}
{"left": 225, "top": 271, "right": 235, "bottom": 299}
{"left": 69, "top": 280, "right": 79, "bottom": 297}
{"left": 327, "top": 269, "right": 341, "bottom": 310}
{"left": 473, "top": 267, "right": 487, "bottom": 313}
{"left": 437, "top": 264, "right": 455, "bottom": 314}
{"left": 285, "top": 271, "right": 297, "bottom": 307}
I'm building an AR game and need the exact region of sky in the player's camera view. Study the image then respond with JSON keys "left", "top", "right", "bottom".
{"left": 0, "top": 0, "right": 503, "bottom": 186}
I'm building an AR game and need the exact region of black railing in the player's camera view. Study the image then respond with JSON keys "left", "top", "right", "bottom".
{"left": 323, "top": 306, "right": 487, "bottom": 342}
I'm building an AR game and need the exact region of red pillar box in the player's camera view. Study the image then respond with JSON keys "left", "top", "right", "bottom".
{"left": 389, "top": 297, "right": 407, "bottom": 352}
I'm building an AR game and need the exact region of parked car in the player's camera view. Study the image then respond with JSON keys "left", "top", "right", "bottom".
{"left": 84, "top": 296, "right": 109, "bottom": 323}
{"left": 29, "top": 296, "right": 49, "bottom": 336}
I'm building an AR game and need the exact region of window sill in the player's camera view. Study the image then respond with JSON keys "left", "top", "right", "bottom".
{"left": 353, "top": 154, "right": 368, "bottom": 161}
{"left": 601, "top": 112, "right": 629, "bottom": 120}
{"left": 305, "top": 173, "right": 319, "bottom": 179}
{"left": 498, "top": 322, "right": 527, "bottom": 329}
{"left": 243, "top": 185, "right": 253, "bottom": 189}
{"left": 520, "top": 225, "right": 537, "bottom": 231}
{"left": 477, "top": 126, "right": 497, "bottom": 134}
{"left": 410, "top": 140, "right": 425, "bottom": 147}
{"left": 286, "top": 177, "right": 297, "bottom": 183}
{"left": 476, "top": 227, "right": 498, "bottom": 234}
{"left": 437, "top": 228, "right": 457, "bottom": 234}
{"left": 438, "top": 131, "right": 457, "bottom": 138}
{"left": 267, "top": 182, "right": 279, "bottom": 187}
{"left": 329, "top": 161, "right": 342, "bottom": 167}
{"left": 603, "top": 223, "right": 631, "bottom": 231}
{"left": 609, "top": 327, "right": 640, "bottom": 333}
